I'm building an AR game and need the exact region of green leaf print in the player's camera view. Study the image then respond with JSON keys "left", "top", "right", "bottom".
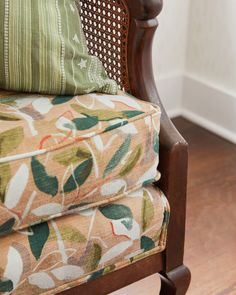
{"left": 49, "top": 225, "right": 86, "bottom": 243}
{"left": 163, "top": 209, "right": 170, "bottom": 225}
{"left": 71, "top": 104, "right": 124, "bottom": 121}
{"left": 72, "top": 116, "right": 99, "bottom": 130}
{"left": 63, "top": 157, "right": 93, "bottom": 193}
{"left": 140, "top": 236, "right": 155, "bottom": 252}
{"left": 28, "top": 222, "right": 50, "bottom": 260}
{"left": 153, "top": 130, "right": 159, "bottom": 153}
{"left": 122, "top": 110, "right": 144, "bottom": 118}
{"left": 31, "top": 157, "right": 58, "bottom": 197}
{"left": 53, "top": 146, "right": 91, "bottom": 166}
{"left": 121, "top": 218, "right": 133, "bottom": 230}
{"left": 88, "top": 269, "right": 104, "bottom": 282}
{"left": 141, "top": 190, "right": 154, "bottom": 232}
{"left": 71, "top": 104, "right": 145, "bottom": 121}
{"left": 51, "top": 95, "right": 74, "bottom": 105}
{"left": 0, "top": 163, "right": 11, "bottom": 202}
{"left": 0, "top": 279, "right": 13, "bottom": 292}
{"left": 0, "top": 112, "right": 21, "bottom": 121}
{"left": 83, "top": 243, "right": 102, "bottom": 272}
{"left": 119, "top": 144, "right": 142, "bottom": 176}
{"left": 104, "top": 120, "right": 128, "bottom": 133}
{"left": 0, "top": 218, "right": 15, "bottom": 237}
{"left": 99, "top": 204, "right": 133, "bottom": 220}
{"left": 0, "top": 127, "right": 23, "bottom": 157}
{"left": 103, "top": 135, "right": 131, "bottom": 177}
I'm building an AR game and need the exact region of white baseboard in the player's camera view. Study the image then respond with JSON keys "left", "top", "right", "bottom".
{"left": 155, "top": 73, "right": 236, "bottom": 144}
{"left": 166, "top": 108, "right": 182, "bottom": 118}
{"left": 181, "top": 108, "right": 236, "bottom": 144}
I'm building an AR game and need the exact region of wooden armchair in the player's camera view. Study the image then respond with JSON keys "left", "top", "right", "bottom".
{"left": 61, "top": 0, "right": 191, "bottom": 294}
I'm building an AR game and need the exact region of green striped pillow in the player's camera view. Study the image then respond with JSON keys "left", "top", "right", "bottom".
{"left": 0, "top": 0, "right": 118, "bottom": 95}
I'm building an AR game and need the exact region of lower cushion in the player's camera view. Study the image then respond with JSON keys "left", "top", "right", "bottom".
{"left": 0, "top": 185, "right": 169, "bottom": 295}
{"left": 0, "top": 90, "right": 161, "bottom": 232}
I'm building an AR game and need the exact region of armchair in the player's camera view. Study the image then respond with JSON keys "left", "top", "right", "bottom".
{"left": 0, "top": 1, "right": 190, "bottom": 294}
{"left": 61, "top": 0, "right": 191, "bottom": 294}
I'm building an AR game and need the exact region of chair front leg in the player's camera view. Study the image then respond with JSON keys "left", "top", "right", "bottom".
{"left": 158, "top": 118, "right": 191, "bottom": 295}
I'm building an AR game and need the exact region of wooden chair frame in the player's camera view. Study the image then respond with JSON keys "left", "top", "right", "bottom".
{"left": 61, "top": 0, "right": 191, "bottom": 294}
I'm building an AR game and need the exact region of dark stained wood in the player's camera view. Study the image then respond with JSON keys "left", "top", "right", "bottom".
{"left": 126, "top": 0, "right": 191, "bottom": 291}
{"left": 59, "top": 1, "right": 190, "bottom": 294}
{"left": 173, "top": 117, "right": 236, "bottom": 295}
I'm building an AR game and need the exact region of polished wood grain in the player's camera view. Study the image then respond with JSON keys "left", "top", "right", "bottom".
{"left": 111, "top": 118, "right": 236, "bottom": 295}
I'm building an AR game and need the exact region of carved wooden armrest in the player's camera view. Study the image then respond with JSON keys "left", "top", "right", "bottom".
{"left": 125, "top": 0, "right": 189, "bottom": 275}
{"left": 125, "top": 0, "right": 188, "bottom": 168}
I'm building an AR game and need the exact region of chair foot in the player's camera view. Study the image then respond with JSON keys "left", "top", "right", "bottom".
{"left": 160, "top": 265, "right": 191, "bottom": 295}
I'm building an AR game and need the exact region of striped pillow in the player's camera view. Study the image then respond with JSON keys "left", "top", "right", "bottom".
{"left": 0, "top": 0, "right": 118, "bottom": 95}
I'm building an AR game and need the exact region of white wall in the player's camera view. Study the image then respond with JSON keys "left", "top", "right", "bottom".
{"left": 153, "top": 0, "right": 236, "bottom": 144}
{"left": 153, "top": 0, "right": 190, "bottom": 78}
{"left": 153, "top": 0, "right": 190, "bottom": 113}
{"left": 186, "top": 0, "right": 236, "bottom": 94}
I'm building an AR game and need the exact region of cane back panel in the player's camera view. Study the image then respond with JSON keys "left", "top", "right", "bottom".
{"left": 79, "top": 0, "right": 130, "bottom": 91}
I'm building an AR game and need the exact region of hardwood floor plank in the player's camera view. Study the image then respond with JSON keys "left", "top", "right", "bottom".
{"left": 173, "top": 117, "right": 236, "bottom": 295}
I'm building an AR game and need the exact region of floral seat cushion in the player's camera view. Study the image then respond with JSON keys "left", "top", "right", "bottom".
{"left": 0, "top": 90, "right": 161, "bottom": 233}
{"left": 0, "top": 185, "right": 169, "bottom": 295}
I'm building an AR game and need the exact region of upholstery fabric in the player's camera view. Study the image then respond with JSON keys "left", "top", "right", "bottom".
{"left": 0, "top": 185, "right": 169, "bottom": 295}
{"left": 0, "top": 90, "right": 161, "bottom": 233}
{"left": 0, "top": 0, "right": 117, "bottom": 95}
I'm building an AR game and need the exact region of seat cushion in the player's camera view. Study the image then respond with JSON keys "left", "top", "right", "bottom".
{"left": 0, "top": 185, "right": 169, "bottom": 295}
{"left": 0, "top": 90, "right": 161, "bottom": 232}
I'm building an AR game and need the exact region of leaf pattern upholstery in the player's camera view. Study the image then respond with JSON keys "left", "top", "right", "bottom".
{"left": 0, "top": 185, "right": 169, "bottom": 294}
{"left": 0, "top": 90, "right": 161, "bottom": 233}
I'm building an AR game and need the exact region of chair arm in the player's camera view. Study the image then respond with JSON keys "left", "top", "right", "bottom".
{"left": 125, "top": 0, "right": 189, "bottom": 273}
{"left": 158, "top": 107, "right": 189, "bottom": 271}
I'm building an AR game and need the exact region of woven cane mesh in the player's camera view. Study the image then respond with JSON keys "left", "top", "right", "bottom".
{"left": 79, "top": 0, "right": 130, "bottom": 91}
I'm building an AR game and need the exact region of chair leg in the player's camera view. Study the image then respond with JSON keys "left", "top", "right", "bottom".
{"left": 160, "top": 265, "right": 191, "bottom": 295}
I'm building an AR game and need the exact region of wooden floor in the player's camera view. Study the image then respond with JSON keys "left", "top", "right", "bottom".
{"left": 111, "top": 117, "right": 236, "bottom": 295}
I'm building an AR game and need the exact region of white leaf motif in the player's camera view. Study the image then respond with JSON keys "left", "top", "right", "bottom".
{"left": 111, "top": 219, "right": 140, "bottom": 241}
{"left": 51, "top": 265, "right": 84, "bottom": 280}
{"left": 109, "top": 119, "right": 138, "bottom": 134}
{"left": 92, "top": 135, "right": 104, "bottom": 151}
{"left": 5, "top": 164, "right": 29, "bottom": 209}
{"left": 101, "top": 179, "right": 126, "bottom": 196}
{"left": 120, "top": 122, "right": 138, "bottom": 134}
{"left": 56, "top": 117, "right": 76, "bottom": 132}
{"left": 32, "top": 203, "right": 63, "bottom": 217}
{"left": 144, "top": 116, "right": 151, "bottom": 130}
{"left": 28, "top": 272, "right": 55, "bottom": 289}
{"left": 97, "top": 94, "right": 142, "bottom": 110}
{"left": 32, "top": 98, "right": 53, "bottom": 115}
{"left": 99, "top": 240, "right": 133, "bottom": 265}
{"left": 4, "top": 246, "right": 23, "bottom": 289}
{"left": 137, "top": 157, "right": 159, "bottom": 184}
{"left": 128, "top": 187, "right": 144, "bottom": 198}
{"left": 90, "top": 94, "right": 115, "bottom": 108}
{"left": 15, "top": 97, "right": 34, "bottom": 108}
{"left": 93, "top": 134, "right": 118, "bottom": 152}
